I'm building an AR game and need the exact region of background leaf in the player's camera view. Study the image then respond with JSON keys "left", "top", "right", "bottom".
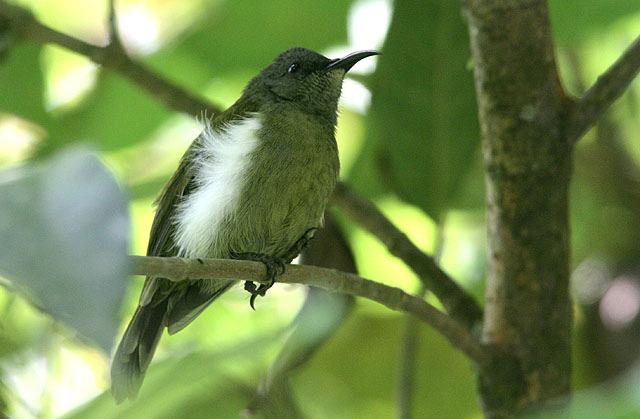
{"left": 294, "top": 309, "right": 479, "bottom": 418}
{"left": 349, "top": 0, "right": 480, "bottom": 220}
{"left": 0, "top": 148, "right": 130, "bottom": 351}
{"left": 549, "top": 0, "right": 640, "bottom": 45}
{"left": 0, "top": 41, "right": 49, "bottom": 126}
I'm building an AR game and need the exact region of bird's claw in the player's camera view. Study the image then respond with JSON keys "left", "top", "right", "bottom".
{"left": 233, "top": 229, "right": 318, "bottom": 308}
{"left": 232, "top": 252, "right": 285, "bottom": 309}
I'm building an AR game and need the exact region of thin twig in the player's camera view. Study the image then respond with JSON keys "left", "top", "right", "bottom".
{"left": 130, "top": 255, "right": 490, "bottom": 366}
{"left": 331, "top": 183, "right": 483, "bottom": 329}
{"left": 568, "top": 35, "right": 640, "bottom": 144}
{"left": 107, "top": 0, "right": 122, "bottom": 50}
{"left": 0, "top": 0, "right": 220, "bottom": 116}
{"left": 397, "top": 226, "right": 444, "bottom": 419}
{"left": 398, "top": 307, "right": 420, "bottom": 419}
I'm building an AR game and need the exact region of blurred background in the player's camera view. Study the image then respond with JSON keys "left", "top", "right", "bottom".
{"left": 0, "top": 0, "right": 639, "bottom": 417}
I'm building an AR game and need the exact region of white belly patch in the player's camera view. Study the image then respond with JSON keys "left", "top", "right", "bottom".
{"left": 173, "top": 114, "right": 262, "bottom": 258}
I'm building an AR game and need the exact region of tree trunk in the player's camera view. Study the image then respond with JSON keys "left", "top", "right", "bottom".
{"left": 464, "top": 1, "right": 573, "bottom": 416}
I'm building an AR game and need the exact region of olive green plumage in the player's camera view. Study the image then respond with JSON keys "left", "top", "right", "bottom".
{"left": 110, "top": 47, "right": 377, "bottom": 402}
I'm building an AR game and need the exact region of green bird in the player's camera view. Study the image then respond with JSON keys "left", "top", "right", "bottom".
{"left": 110, "top": 47, "right": 379, "bottom": 402}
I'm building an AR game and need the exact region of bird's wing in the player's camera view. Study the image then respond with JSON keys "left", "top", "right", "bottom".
{"left": 139, "top": 143, "right": 198, "bottom": 306}
{"left": 149, "top": 146, "right": 197, "bottom": 257}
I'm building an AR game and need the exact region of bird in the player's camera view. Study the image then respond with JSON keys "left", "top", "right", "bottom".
{"left": 110, "top": 47, "right": 379, "bottom": 402}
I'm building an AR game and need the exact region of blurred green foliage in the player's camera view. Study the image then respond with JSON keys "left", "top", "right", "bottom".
{"left": 46, "top": 72, "right": 171, "bottom": 153}
{"left": 0, "top": 0, "right": 639, "bottom": 418}
{"left": 351, "top": 0, "right": 479, "bottom": 220}
{"left": 0, "top": 43, "right": 49, "bottom": 125}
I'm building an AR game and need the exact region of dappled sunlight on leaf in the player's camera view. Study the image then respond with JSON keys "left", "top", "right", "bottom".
{"left": 42, "top": 46, "right": 98, "bottom": 111}
{"left": 0, "top": 114, "right": 44, "bottom": 166}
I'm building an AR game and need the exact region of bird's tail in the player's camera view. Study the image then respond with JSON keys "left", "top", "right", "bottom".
{"left": 110, "top": 300, "right": 168, "bottom": 403}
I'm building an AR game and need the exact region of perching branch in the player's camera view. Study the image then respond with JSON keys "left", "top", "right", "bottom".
{"left": 131, "top": 255, "right": 490, "bottom": 366}
{"left": 568, "top": 35, "right": 640, "bottom": 144}
{"left": 0, "top": 0, "right": 220, "bottom": 117}
{"left": 331, "top": 183, "right": 482, "bottom": 329}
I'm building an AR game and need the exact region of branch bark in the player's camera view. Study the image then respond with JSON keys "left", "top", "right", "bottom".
{"left": 568, "top": 35, "right": 640, "bottom": 144}
{"left": 465, "top": 0, "right": 572, "bottom": 416}
{"left": 332, "top": 183, "right": 483, "bottom": 329}
{"left": 0, "top": 0, "right": 220, "bottom": 117}
{"left": 130, "top": 255, "right": 490, "bottom": 366}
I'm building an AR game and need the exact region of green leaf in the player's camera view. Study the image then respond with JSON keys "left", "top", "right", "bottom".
{"left": 0, "top": 41, "right": 49, "bottom": 125}
{"left": 0, "top": 148, "right": 130, "bottom": 351}
{"left": 294, "top": 309, "right": 480, "bottom": 418}
{"left": 349, "top": 1, "right": 480, "bottom": 220}
{"left": 549, "top": 0, "right": 640, "bottom": 45}
{"left": 258, "top": 288, "right": 353, "bottom": 394}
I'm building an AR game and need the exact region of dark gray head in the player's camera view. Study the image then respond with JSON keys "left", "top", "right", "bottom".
{"left": 243, "top": 47, "right": 379, "bottom": 123}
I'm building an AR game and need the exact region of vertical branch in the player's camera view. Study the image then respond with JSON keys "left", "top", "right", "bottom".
{"left": 397, "top": 303, "right": 421, "bottom": 419}
{"left": 398, "top": 302, "right": 426, "bottom": 419}
{"left": 107, "top": 0, "right": 122, "bottom": 49}
{"left": 464, "top": 0, "right": 573, "bottom": 416}
{"left": 397, "top": 227, "right": 445, "bottom": 419}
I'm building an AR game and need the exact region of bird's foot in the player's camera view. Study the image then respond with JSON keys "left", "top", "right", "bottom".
{"left": 231, "top": 252, "right": 286, "bottom": 309}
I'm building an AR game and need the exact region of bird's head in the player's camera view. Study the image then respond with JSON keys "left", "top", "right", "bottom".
{"left": 244, "top": 48, "right": 379, "bottom": 123}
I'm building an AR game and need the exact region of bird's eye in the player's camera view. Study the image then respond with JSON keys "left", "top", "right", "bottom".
{"left": 287, "top": 63, "right": 299, "bottom": 73}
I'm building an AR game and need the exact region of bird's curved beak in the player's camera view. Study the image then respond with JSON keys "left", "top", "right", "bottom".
{"left": 325, "top": 50, "right": 380, "bottom": 72}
